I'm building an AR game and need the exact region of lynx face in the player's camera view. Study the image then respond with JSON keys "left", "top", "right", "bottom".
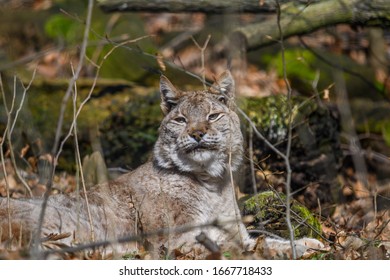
{"left": 154, "top": 71, "right": 243, "bottom": 178}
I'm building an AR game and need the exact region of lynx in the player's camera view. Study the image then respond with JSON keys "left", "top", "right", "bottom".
{"left": 0, "top": 71, "right": 254, "bottom": 258}
{"left": 0, "top": 71, "right": 322, "bottom": 259}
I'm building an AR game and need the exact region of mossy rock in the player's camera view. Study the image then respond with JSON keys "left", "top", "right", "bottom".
{"left": 99, "top": 91, "right": 162, "bottom": 169}
{"left": 241, "top": 191, "right": 322, "bottom": 239}
{"left": 240, "top": 95, "right": 341, "bottom": 210}
{"left": 241, "top": 95, "right": 341, "bottom": 159}
{"left": 0, "top": 76, "right": 150, "bottom": 172}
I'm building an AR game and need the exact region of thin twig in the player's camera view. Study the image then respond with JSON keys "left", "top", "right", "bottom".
{"left": 0, "top": 46, "right": 63, "bottom": 72}
{"left": 33, "top": 34, "right": 151, "bottom": 260}
{"left": 0, "top": 71, "right": 37, "bottom": 243}
{"left": 228, "top": 147, "right": 245, "bottom": 249}
{"left": 191, "top": 35, "right": 211, "bottom": 89}
{"left": 87, "top": 13, "right": 122, "bottom": 76}
{"left": 0, "top": 74, "right": 13, "bottom": 241}
{"left": 51, "top": 0, "right": 94, "bottom": 159}
{"left": 275, "top": 0, "right": 296, "bottom": 259}
{"left": 6, "top": 71, "right": 37, "bottom": 197}
{"left": 33, "top": 5, "right": 149, "bottom": 256}
{"left": 9, "top": 70, "right": 37, "bottom": 135}
{"left": 55, "top": 36, "right": 151, "bottom": 164}
{"left": 248, "top": 126, "right": 257, "bottom": 194}
{"left": 107, "top": 37, "right": 207, "bottom": 85}
{"left": 33, "top": 0, "right": 95, "bottom": 259}
{"left": 70, "top": 63, "right": 95, "bottom": 242}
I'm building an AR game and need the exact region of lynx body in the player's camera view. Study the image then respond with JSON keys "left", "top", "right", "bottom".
{"left": 0, "top": 71, "right": 253, "bottom": 257}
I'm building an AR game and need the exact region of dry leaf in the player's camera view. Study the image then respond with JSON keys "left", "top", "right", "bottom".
{"left": 20, "top": 144, "right": 30, "bottom": 158}
{"left": 156, "top": 52, "right": 166, "bottom": 71}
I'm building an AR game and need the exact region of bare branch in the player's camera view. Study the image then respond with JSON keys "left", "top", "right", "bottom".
{"left": 248, "top": 126, "right": 258, "bottom": 194}
{"left": 70, "top": 63, "right": 95, "bottom": 242}
{"left": 9, "top": 71, "right": 37, "bottom": 198}
{"left": 98, "top": 0, "right": 307, "bottom": 14}
{"left": 0, "top": 74, "right": 13, "bottom": 240}
{"left": 33, "top": 0, "right": 95, "bottom": 258}
{"left": 232, "top": 0, "right": 390, "bottom": 50}
{"left": 275, "top": 0, "right": 296, "bottom": 259}
{"left": 0, "top": 69, "right": 37, "bottom": 201}
{"left": 191, "top": 34, "right": 211, "bottom": 89}
{"left": 31, "top": 34, "right": 152, "bottom": 260}
{"left": 51, "top": 1, "right": 95, "bottom": 159}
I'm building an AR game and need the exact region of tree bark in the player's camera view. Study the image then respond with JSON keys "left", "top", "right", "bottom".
{"left": 98, "top": 0, "right": 318, "bottom": 14}
{"left": 99, "top": 0, "right": 390, "bottom": 51}
{"left": 233, "top": 0, "right": 390, "bottom": 50}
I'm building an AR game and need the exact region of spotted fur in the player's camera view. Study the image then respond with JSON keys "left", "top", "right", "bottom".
{"left": 0, "top": 71, "right": 253, "bottom": 258}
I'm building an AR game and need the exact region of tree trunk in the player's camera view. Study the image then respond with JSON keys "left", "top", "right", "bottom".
{"left": 99, "top": 0, "right": 390, "bottom": 50}
{"left": 98, "top": 0, "right": 319, "bottom": 14}
{"left": 232, "top": 0, "right": 390, "bottom": 50}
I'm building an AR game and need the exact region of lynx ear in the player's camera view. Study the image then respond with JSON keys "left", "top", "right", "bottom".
{"left": 160, "top": 75, "right": 182, "bottom": 115}
{"left": 210, "top": 70, "right": 235, "bottom": 104}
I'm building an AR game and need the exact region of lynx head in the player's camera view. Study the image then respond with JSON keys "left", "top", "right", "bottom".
{"left": 153, "top": 71, "right": 243, "bottom": 178}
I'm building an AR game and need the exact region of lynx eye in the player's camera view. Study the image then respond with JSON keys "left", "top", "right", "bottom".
{"left": 208, "top": 113, "right": 221, "bottom": 121}
{"left": 174, "top": 116, "right": 187, "bottom": 124}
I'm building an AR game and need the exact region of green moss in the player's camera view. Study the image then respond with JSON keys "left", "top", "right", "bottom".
{"left": 241, "top": 94, "right": 338, "bottom": 150}
{"left": 100, "top": 90, "right": 162, "bottom": 169}
{"left": 0, "top": 77, "right": 151, "bottom": 172}
{"left": 241, "top": 95, "right": 290, "bottom": 143}
{"left": 239, "top": 94, "right": 342, "bottom": 207}
{"left": 382, "top": 122, "right": 390, "bottom": 147}
{"left": 121, "top": 251, "right": 141, "bottom": 260}
{"left": 266, "top": 49, "right": 317, "bottom": 83}
{"left": 44, "top": 14, "right": 82, "bottom": 42}
{"left": 241, "top": 191, "right": 322, "bottom": 239}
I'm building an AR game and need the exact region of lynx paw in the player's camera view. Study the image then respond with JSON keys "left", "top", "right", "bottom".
{"left": 256, "top": 237, "right": 324, "bottom": 259}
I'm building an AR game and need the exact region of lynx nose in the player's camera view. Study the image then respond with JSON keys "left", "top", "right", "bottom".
{"left": 190, "top": 130, "right": 205, "bottom": 142}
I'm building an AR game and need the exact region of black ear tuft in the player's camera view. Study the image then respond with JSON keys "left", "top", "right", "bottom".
{"left": 210, "top": 71, "right": 235, "bottom": 106}
{"left": 217, "top": 95, "right": 227, "bottom": 104}
{"left": 160, "top": 75, "right": 182, "bottom": 115}
{"left": 210, "top": 71, "right": 235, "bottom": 96}
{"left": 161, "top": 88, "right": 171, "bottom": 96}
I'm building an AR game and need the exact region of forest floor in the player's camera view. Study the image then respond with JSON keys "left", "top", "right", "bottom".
{"left": 0, "top": 155, "right": 389, "bottom": 260}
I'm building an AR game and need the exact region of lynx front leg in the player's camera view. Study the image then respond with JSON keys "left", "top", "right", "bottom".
{"left": 256, "top": 237, "right": 324, "bottom": 259}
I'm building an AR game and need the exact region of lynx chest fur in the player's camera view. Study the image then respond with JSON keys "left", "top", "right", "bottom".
{"left": 0, "top": 71, "right": 253, "bottom": 257}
